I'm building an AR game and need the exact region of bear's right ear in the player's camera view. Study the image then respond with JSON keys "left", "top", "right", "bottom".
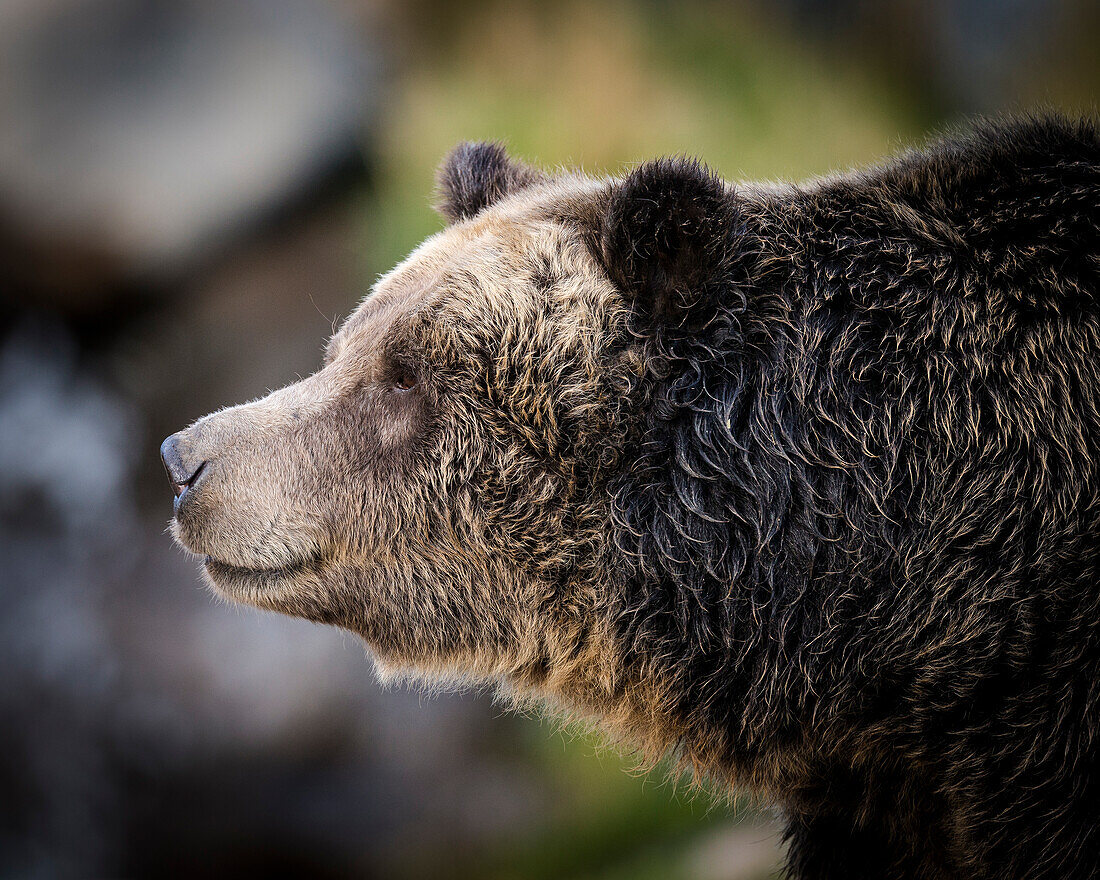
{"left": 435, "top": 142, "right": 546, "bottom": 224}
{"left": 599, "top": 157, "right": 744, "bottom": 329}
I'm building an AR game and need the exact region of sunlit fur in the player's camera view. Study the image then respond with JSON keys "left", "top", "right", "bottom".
{"left": 168, "top": 117, "right": 1100, "bottom": 880}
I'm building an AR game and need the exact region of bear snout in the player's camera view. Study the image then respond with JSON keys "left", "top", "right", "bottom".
{"left": 161, "top": 393, "right": 335, "bottom": 581}
{"left": 160, "top": 432, "right": 207, "bottom": 513}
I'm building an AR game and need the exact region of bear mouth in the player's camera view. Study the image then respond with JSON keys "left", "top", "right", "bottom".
{"left": 202, "top": 552, "right": 322, "bottom": 589}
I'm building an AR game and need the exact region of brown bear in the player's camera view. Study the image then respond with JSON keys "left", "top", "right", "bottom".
{"left": 162, "top": 116, "right": 1100, "bottom": 880}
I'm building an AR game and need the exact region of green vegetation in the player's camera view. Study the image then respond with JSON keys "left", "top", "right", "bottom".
{"left": 361, "top": 1, "right": 930, "bottom": 277}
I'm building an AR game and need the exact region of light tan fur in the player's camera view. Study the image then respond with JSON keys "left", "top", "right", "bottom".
{"left": 169, "top": 177, "right": 670, "bottom": 750}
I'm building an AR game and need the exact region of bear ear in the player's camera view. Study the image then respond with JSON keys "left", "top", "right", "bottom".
{"left": 435, "top": 141, "right": 546, "bottom": 224}
{"left": 599, "top": 157, "right": 743, "bottom": 328}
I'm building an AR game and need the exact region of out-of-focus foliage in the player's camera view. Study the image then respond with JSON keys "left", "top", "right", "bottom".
{"left": 367, "top": 0, "right": 926, "bottom": 272}
{"left": 364, "top": 0, "right": 1097, "bottom": 274}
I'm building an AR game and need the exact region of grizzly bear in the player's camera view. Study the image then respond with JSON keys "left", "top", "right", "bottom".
{"left": 162, "top": 116, "right": 1100, "bottom": 880}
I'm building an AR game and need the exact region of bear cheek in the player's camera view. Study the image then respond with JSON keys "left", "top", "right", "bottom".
{"left": 375, "top": 398, "right": 422, "bottom": 450}
{"left": 345, "top": 383, "right": 433, "bottom": 473}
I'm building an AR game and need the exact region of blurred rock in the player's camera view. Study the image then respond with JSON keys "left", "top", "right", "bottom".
{"left": 0, "top": 0, "right": 380, "bottom": 309}
{"left": 0, "top": 320, "right": 141, "bottom": 877}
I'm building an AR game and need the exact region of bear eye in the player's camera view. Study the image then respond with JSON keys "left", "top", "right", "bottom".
{"left": 392, "top": 364, "right": 419, "bottom": 392}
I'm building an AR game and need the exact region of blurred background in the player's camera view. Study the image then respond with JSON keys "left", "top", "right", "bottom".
{"left": 0, "top": 1, "right": 1095, "bottom": 877}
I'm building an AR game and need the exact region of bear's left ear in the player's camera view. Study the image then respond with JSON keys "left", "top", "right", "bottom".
{"left": 599, "top": 157, "right": 744, "bottom": 328}
{"left": 436, "top": 141, "right": 546, "bottom": 224}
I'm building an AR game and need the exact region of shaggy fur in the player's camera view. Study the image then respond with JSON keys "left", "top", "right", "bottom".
{"left": 165, "top": 116, "right": 1100, "bottom": 880}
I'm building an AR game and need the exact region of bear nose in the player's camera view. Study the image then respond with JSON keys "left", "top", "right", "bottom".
{"left": 160, "top": 433, "right": 206, "bottom": 505}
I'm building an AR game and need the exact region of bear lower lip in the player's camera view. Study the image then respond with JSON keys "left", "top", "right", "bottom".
{"left": 202, "top": 553, "right": 319, "bottom": 582}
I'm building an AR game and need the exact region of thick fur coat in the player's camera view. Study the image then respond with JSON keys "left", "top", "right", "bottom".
{"left": 165, "top": 116, "right": 1100, "bottom": 879}
{"left": 601, "top": 117, "right": 1100, "bottom": 880}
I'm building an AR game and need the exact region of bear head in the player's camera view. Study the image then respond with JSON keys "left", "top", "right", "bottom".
{"left": 163, "top": 142, "right": 750, "bottom": 711}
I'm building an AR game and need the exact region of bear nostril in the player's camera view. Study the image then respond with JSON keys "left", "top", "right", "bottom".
{"left": 160, "top": 434, "right": 207, "bottom": 502}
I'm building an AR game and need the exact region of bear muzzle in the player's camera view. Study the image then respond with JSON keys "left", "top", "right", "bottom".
{"left": 159, "top": 396, "right": 334, "bottom": 593}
